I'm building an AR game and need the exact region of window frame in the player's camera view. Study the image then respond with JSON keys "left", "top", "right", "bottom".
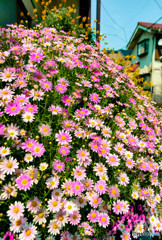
{"left": 137, "top": 39, "right": 149, "bottom": 57}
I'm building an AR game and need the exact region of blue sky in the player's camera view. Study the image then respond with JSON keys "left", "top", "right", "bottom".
{"left": 91, "top": 0, "right": 162, "bottom": 50}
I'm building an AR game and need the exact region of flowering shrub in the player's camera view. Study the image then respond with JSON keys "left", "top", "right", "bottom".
{"left": 0, "top": 24, "right": 162, "bottom": 240}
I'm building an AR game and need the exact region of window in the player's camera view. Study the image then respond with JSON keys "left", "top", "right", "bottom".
{"left": 155, "top": 36, "right": 162, "bottom": 60}
{"left": 137, "top": 39, "right": 149, "bottom": 57}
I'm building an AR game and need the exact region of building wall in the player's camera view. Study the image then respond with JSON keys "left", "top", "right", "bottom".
{"left": 131, "top": 31, "right": 162, "bottom": 97}
{"left": 0, "top": 0, "right": 17, "bottom": 27}
{"left": 131, "top": 31, "right": 153, "bottom": 74}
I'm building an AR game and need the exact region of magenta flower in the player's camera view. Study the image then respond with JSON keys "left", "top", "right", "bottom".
{"left": 3, "top": 232, "right": 14, "bottom": 240}
{"left": 30, "top": 52, "right": 45, "bottom": 63}
{"left": 16, "top": 174, "right": 32, "bottom": 191}
{"left": 5, "top": 102, "right": 21, "bottom": 116}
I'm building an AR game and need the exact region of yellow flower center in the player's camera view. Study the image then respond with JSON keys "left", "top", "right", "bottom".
{"left": 31, "top": 201, "right": 37, "bottom": 207}
{"left": 52, "top": 201, "right": 58, "bottom": 207}
{"left": 34, "top": 147, "right": 40, "bottom": 153}
{"left": 50, "top": 181, "right": 55, "bottom": 185}
{"left": 98, "top": 184, "right": 103, "bottom": 190}
{"left": 44, "top": 84, "right": 49, "bottom": 88}
{"left": 61, "top": 136, "right": 66, "bottom": 140}
{"left": 28, "top": 107, "right": 33, "bottom": 111}
{"left": 27, "top": 143, "right": 32, "bottom": 147}
{"left": 101, "top": 217, "right": 106, "bottom": 222}
{"left": 2, "top": 90, "right": 8, "bottom": 94}
{"left": 2, "top": 149, "right": 7, "bottom": 154}
{"left": 93, "top": 198, "right": 98, "bottom": 203}
{"left": 19, "top": 81, "right": 23, "bottom": 85}
{"left": 42, "top": 127, "right": 48, "bottom": 132}
{"left": 98, "top": 167, "right": 103, "bottom": 172}
{"left": 6, "top": 162, "right": 13, "bottom": 168}
{"left": 121, "top": 177, "right": 125, "bottom": 181}
{"left": 68, "top": 205, "right": 72, "bottom": 210}
{"left": 38, "top": 212, "right": 44, "bottom": 218}
{"left": 116, "top": 204, "right": 121, "bottom": 210}
{"left": 112, "top": 190, "right": 116, "bottom": 195}
{"left": 91, "top": 213, "right": 96, "bottom": 218}
{"left": 11, "top": 107, "right": 16, "bottom": 111}
{"left": 25, "top": 229, "right": 31, "bottom": 236}
{"left": 58, "top": 215, "right": 64, "bottom": 221}
{"left": 14, "top": 207, "right": 19, "bottom": 213}
{"left": 80, "top": 152, "right": 85, "bottom": 156}
{"left": 15, "top": 219, "right": 22, "bottom": 226}
{"left": 53, "top": 223, "right": 58, "bottom": 229}
{"left": 77, "top": 171, "right": 82, "bottom": 176}
{"left": 75, "top": 185, "right": 80, "bottom": 190}
{"left": 66, "top": 184, "right": 71, "bottom": 190}
{"left": 7, "top": 188, "right": 13, "bottom": 194}
{"left": 6, "top": 74, "right": 11, "bottom": 78}
{"left": 21, "top": 179, "right": 28, "bottom": 185}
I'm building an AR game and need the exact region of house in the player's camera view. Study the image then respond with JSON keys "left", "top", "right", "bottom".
{"left": 127, "top": 21, "right": 162, "bottom": 104}
{"left": 0, "top": 0, "right": 91, "bottom": 28}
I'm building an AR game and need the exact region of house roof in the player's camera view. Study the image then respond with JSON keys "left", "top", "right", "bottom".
{"left": 138, "top": 21, "right": 162, "bottom": 30}
{"left": 127, "top": 21, "right": 162, "bottom": 50}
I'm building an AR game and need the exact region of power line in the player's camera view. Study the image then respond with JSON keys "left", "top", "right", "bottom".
{"left": 153, "top": 0, "right": 162, "bottom": 10}
{"left": 101, "top": 1, "right": 128, "bottom": 43}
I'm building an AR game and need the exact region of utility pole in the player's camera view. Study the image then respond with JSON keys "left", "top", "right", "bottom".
{"left": 96, "top": 0, "right": 101, "bottom": 42}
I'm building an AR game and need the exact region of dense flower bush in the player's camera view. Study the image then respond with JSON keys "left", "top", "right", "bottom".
{"left": 0, "top": 24, "right": 162, "bottom": 240}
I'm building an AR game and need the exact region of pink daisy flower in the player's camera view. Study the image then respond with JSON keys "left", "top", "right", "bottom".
{"left": 7, "top": 201, "right": 24, "bottom": 220}
{"left": 73, "top": 166, "right": 86, "bottom": 181}
{"left": 40, "top": 80, "right": 52, "bottom": 91}
{"left": 113, "top": 200, "right": 123, "bottom": 214}
{"left": 47, "top": 196, "right": 62, "bottom": 213}
{"left": 126, "top": 159, "right": 135, "bottom": 169}
{"left": 94, "top": 180, "right": 107, "bottom": 194}
{"left": 22, "top": 111, "right": 35, "bottom": 123}
{"left": 19, "top": 223, "right": 37, "bottom": 240}
{"left": 5, "top": 102, "right": 21, "bottom": 116}
{"left": 26, "top": 197, "right": 41, "bottom": 214}
{"left": 121, "top": 231, "right": 131, "bottom": 240}
{"left": 106, "top": 154, "right": 120, "bottom": 166}
{"left": 89, "top": 194, "right": 101, "bottom": 208}
{"left": 90, "top": 93, "right": 101, "bottom": 103}
{"left": 24, "top": 103, "right": 38, "bottom": 114}
{"left": 16, "top": 174, "right": 33, "bottom": 191}
{"left": 55, "top": 84, "right": 67, "bottom": 94}
{"left": 98, "top": 213, "right": 110, "bottom": 228}
{"left": 0, "top": 146, "right": 10, "bottom": 157}
{"left": 118, "top": 172, "right": 129, "bottom": 186}
{"left": 62, "top": 95, "right": 74, "bottom": 106}
{"left": 30, "top": 52, "right": 45, "bottom": 62}
{"left": 72, "top": 181, "right": 84, "bottom": 196}
{"left": 93, "top": 163, "right": 107, "bottom": 176}
{"left": 56, "top": 130, "right": 72, "bottom": 145}
{"left": 31, "top": 142, "right": 45, "bottom": 157}
{"left": 49, "top": 105, "right": 62, "bottom": 115}
{"left": 46, "top": 176, "right": 59, "bottom": 190}
{"left": 76, "top": 148, "right": 90, "bottom": 161}
{"left": 15, "top": 78, "right": 27, "bottom": 89}
{"left": 10, "top": 216, "right": 26, "bottom": 233}
{"left": 58, "top": 146, "right": 70, "bottom": 156}
{"left": 68, "top": 211, "right": 81, "bottom": 225}
{"left": 38, "top": 124, "right": 52, "bottom": 136}
{"left": 21, "top": 138, "right": 37, "bottom": 152}
{"left": 53, "top": 161, "right": 65, "bottom": 173}
{"left": 0, "top": 157, "right": 19, "bottom": 175}
{"left": 87, "top": 210, "right": 99, "bottom": 223}
{"left": 82, "top": 178, "right": 94, "bottom": 191}
{"left": 108, "top": 186, "right": 120, "bottom": 198}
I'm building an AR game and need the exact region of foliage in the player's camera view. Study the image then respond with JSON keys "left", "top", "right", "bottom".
{"left": 0, "top": 24, "right": 161, "bottom": 240}
{"left": 107, "top": 50, "right": 152, "bottom": 101}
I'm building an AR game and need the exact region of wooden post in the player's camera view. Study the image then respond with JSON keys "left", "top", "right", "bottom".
{"left": 96, "top": 0, "right": 101, "bottom": 42}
